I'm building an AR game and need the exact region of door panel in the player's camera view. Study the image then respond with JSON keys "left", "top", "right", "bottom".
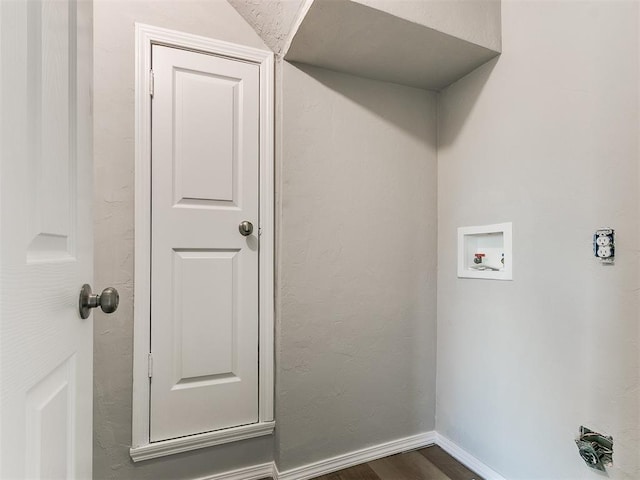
{"left": 25, "top": 356, "right": 76, "bottom": 479}
{"left": 173, "top": 68, "right": 238, "bottom": 205}
{"left": 0, "top": 0, "right": 93, "bottom": 477}
{"left": 26, "top": 0, "right": 76, "bottom": 262}
{"left": 150, "top": 45, "right": 259, "bottom": 441}
{"left": 173, "top": 249, "right": 237, "bottom": 383}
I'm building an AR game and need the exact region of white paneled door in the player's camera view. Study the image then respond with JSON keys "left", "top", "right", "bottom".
{"left": 0, "top": 0, "right": 94, "bottom": 478}
{"left": 150, "top": 45, "right": 260, "bottom": 441}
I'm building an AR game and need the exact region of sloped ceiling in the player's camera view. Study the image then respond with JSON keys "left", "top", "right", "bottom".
{"left": 352, "top": 0, "right": 501, "bottom": 52}
{"left": 226, "top": 0, "right": 307, "bottom": 54}
{"left": 284, "top": 0, "right": 499, "bottom": 90}
{"left": 228, "top": 0, "right": 501, "bottom": 91}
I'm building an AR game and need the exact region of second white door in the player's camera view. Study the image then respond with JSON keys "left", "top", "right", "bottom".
{"left": 150, "top": 45, "right": 260, "bottom": 442}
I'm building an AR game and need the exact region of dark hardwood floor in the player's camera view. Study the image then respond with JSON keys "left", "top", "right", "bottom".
{"left": 311, "top": 445, "right": 483, "bottom": 480}
{"left": 259, "top": 445, "right": 482, "bottom": 480}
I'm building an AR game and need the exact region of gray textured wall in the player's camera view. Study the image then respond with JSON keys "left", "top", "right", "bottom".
{"left": 436, "top": 1, "right": 639, "bottom": 479}
{"left": 92, "top": 1, "right": 272, "bottom": 478}
{"left": 276, "top": 62, "right": 439, "bottom": 471}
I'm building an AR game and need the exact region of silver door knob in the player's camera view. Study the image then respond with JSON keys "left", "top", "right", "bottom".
{"left": 239, "top": 221, "right": 254, "bottom": 236}
{"left": 79, "top": 284, "right": 119, "bottom": 319}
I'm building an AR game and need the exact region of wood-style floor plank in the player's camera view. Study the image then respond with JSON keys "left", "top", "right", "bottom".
{"left": 418, "top": 446, "right": 484, "bottom": 480}
{"left": 308, "top": 443, "right": 485, "bottom": 480}
{"left": 368, "top": 451, "right": 450, "bottom": 480}
{"left": 313, "top": 462, "right": 381, "bottom": 480}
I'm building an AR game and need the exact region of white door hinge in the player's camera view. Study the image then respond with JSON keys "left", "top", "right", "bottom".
{"left": 149, "top": 70, "right": 154, "bottom": 97}
{"left": 148, "top": 353, "right": 153, "bottom": 378}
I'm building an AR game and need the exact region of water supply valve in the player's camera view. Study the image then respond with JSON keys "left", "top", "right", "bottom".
{"left": 473, "top": 253, "right": 485, "bottom": 264}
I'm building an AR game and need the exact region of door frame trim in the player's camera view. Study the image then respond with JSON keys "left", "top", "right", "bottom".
{"left": 131, "top": 23, "right": 274, "bottom": 457}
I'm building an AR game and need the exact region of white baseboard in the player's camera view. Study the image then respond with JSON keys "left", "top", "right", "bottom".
{"left": 194, "top": 462, "right": 275, "bottom": 480}
{"left": 190, "top": 430, "right": 506, "bottom": 480}
{"left": 275, "top": 431, "right": 437, "bottom": 480}
{"left": 436, "top": 433, "right": 506, "bottom": 480}
{"left": 131, "top": 422, "right": 276, "bottom": 462}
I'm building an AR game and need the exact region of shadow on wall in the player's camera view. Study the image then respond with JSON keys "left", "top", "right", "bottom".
{"left": 287, "top": 61, "right": 436, "bottom": 148}
{"left": 437, "top": 57, "right": 499, "bottom": 148}
{"left": 290, "top": 58, "right": 499, "bottom": 150}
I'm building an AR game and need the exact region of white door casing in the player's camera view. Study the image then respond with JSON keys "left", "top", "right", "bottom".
{"left": 0, "top": 0, "right": 93, "bottom": 478}
{"left": 151, "top": 45, "right": 259, "bottom": 441}
{"left": 131, "top": 25, "right": 274, "bottom": 461}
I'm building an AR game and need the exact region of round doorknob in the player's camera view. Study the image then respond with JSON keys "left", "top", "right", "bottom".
{"left": 79, "top": 284, "right": 119, "bottom": 319}
{"left": 239, "top": 221, "right": 254, "bottom": 236}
